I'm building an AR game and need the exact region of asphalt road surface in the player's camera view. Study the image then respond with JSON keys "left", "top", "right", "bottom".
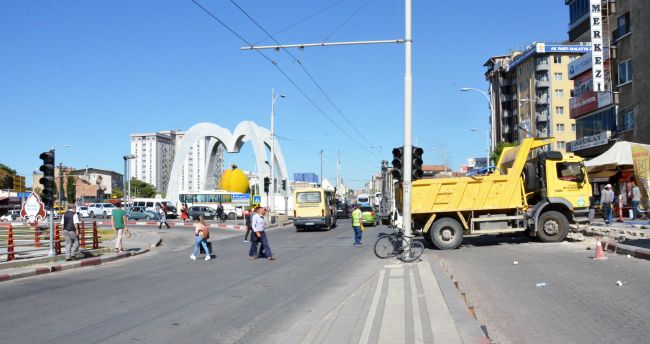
{"left": 0, "top": 221, "right": 397, "bottom": 343}
{"left": 434, "top": 234, "right": 650, "bottom": 344}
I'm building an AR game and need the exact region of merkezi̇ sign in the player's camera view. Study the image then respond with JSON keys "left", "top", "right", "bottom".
{"left": 590, "top": 0, "right": 605, "bottom": 91}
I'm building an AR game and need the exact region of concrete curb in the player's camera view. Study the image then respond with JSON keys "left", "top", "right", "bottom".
{"left": 3, "top": 221, "right": 294, "bottom": 231}
{"left": 602, "top": 241, "right": 650, "bottom": 261}
{"left": 0, "top": 248, "right": 150, "bottom": 283}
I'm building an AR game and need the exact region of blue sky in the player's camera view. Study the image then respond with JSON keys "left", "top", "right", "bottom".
{"left": 0, "top": 0, "right": 569, "bottom": 189}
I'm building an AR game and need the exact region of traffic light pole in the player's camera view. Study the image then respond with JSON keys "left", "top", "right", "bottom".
{"left": 402, "top": 0, "right": 413, "bottom": 239}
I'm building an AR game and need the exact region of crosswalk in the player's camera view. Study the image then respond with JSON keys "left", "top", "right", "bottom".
{"left": 300, "top": 260, "right": 472, "bottom": 343}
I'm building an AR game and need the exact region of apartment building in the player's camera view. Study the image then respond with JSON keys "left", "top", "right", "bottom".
{"left": 565, "top": 0, "right": 650, "bottom": 156}
{"left": 509, "top": 43, "right": 588, "bottom": 152}
{"left": 130, "top": 130, "right": 225, "bottom": 194}
{"left": 484, "top": 54, "right": 520, "bottom": 144}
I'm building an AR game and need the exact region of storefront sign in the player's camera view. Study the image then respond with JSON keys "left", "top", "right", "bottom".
{"left": 590, "top": 0, "right": 605, "bottom": 91}
{"left": 631, "top": 144, "right": 650, "bottom": 210}
{"left": 567, "top": 131, "right": 610, "bottom": 152}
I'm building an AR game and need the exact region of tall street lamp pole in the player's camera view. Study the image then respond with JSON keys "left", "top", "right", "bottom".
{"left": 470, "top": 128, "right": 490, "bottom": 167}
{"left": 461, "top": 87, "right": 493, "bottom": 165}
{"left": 123, "top": 154, "right": 136, "bottom": 210}
{"left": 270, "top": 88, "right": 285, "bottom": 213}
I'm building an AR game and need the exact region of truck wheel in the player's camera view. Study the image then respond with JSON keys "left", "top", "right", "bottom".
{"left": 430, "top": 218, "right": 464, "bottom": 250}
{"left": 227, "top": 213, "right": 236, "bottom": 220}
{"left": 90, "top": 211, "right": 95, "bottom": 218}
{"left": 537, "top": 211, "right": 569, "bottom": 242}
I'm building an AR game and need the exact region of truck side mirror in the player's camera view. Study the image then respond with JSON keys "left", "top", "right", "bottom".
{"left": 576, "top": 172, "right": 585, "bottom": 184}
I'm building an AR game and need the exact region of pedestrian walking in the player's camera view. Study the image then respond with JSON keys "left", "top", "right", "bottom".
{"left": 216, "top": 202, "right": 224, "bottom": 222}
{"left": 244, "top": 207, "right": 254, "bottom": 243}
{"left": 601, "top": 184, "right": 614, "bottom": 224}
{"left": 111, "top": 203, "right": 128, "bottom": 253}
{"left": 249, "top": 207, "right": 274, "bottom": 260}
{"left": 60, "top": 204, "right": 80, "bottom": 261}
{"left": 158, "top": 206, "right": 170, "bottom": 229}
{"left": 351, "top": 204, "right": 364, "bottom": 247}
{"left": 181, "top": 203, "right": 190, "bottom": 222}
{"left": 191, "top": 215, "right": 211, "bottom": 261}
{"left": 629, "top": 181, "right": 641, "bottom": 219}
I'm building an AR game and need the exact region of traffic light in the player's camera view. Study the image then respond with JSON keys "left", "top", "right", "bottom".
{"left": 39, "top": 150, "right": 55, "bottom": 208}
{"left": 281, "top": 179, "right": 287, "bottom": 191}
{"left": 412, "top": 146, "right": 424, "bottom": 180}
{"left": 391, "top": 147, "right": 404, "bottom": 181}
{"left": 263, "top": 177, "right": 270, "bottom": 193}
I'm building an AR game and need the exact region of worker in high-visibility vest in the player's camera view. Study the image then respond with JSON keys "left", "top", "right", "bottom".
{"left": 351, "top": 204, "right": 364, "bottom": 247}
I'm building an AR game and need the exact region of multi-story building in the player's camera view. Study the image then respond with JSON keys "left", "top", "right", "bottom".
{"left": 294, "top": 173, "right": 319, "bottom": 184}
{"left": 507, "top": 42, "right": 589, "bottom": 152}
{"left": 484, "top": 53, "right": 520, "bottom": 144}
{"left": 565, "top": 0, "right": 650, "bottom": 156}
{"left": 68, "top": 168, "right": 123, "bottom": 202}
{"left": 130, "top": 130, "right": 224, "bottom": 194}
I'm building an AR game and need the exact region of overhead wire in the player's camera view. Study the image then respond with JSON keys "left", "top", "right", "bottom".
{"left": 189, "top": 0, "right": 377, "bottom": 158}
{"left": 228, "top": 0, "right": 378, "bottom": 153}
{"left": 322, "top": 0, "right": 373, "bottom": 42}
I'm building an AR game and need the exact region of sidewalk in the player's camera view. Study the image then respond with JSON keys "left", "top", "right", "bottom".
{"left": 0, "top": 227, "right": 161, "bottom": 283}
{"left": 574, "top": 217, "right": 650, "bottom": 261}
{"left": 283, "top": 258, "right": 489, "bottom": 343}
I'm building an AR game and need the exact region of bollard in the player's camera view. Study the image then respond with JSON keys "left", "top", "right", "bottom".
{"left": 92, "top": 221, "right": 98, "bottom": 249}
{"left": 34, "top": 223, "right": 41, "bottom": 248}
{"left": 80, "top": 221, "right": 86, "bottom": 248}
{"left": 7, "top": 224, "right": 15, "bottom": 261}
{"left": 54, "top": 224, "right": 61, "bottom": 255}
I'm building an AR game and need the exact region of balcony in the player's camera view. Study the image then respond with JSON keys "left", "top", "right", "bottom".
{"left": 536, "top": 79, "right": 550, "bottom": 88}
{"left": 536, "top": 112, "right": 550, "bottom": 122}
{"left": 536, "top": 95, "right": 549, "bottom": 104}
{"left": 502, "top": 110, "right": 513, "bottom": 118}
{"left": 535, "top": 62, "right": 550, "bottom": 71}
{"left": 502, "top": 93, "right": 516, "bottom": 101}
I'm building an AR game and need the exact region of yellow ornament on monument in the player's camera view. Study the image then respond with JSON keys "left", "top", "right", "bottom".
{"left": 219, "top": 165, "right": 250, "bottom": 194}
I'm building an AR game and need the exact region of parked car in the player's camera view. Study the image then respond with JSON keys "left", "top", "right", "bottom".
{"left": 360, "top": 206, "right": 377, "bottom": 226}
{"left": 88, "top": 203, "right": 117, "bottom": 218}
{"left": 126, "top": 206, "right": 160, "bottom": 221}
{"left": 76, "top": 206, "right": 90, "bottom": 218}
{"left": 336, "top": 204, "right": 350, "bottom": 219}
{"left": 188, "top": 206, "right": 217, "bottom": 220}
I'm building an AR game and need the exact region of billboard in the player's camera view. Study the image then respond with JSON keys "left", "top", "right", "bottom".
{"left": 590, "top": 0, "right": 605, "bottom": 91}
{"left": 631, "top": 145, "right": 650, "bottom": 212}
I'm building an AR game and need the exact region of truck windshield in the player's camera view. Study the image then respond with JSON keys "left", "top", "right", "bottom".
{"left": 556, "top": 162, "right": 583, "bottom": 182}
{"left": 296, "top": 192, "right": 321, "bottom": 203}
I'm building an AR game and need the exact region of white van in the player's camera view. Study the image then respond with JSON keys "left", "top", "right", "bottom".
{"left": 130, "top": 198, "right": 178, "bottom": 218}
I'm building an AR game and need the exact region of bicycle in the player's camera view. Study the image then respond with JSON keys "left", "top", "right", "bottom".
{"left": 374, "top": 230, "right": 424, "bottom": 262}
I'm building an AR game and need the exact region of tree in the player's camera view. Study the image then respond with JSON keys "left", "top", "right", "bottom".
{"left": 491, "top": 141, "right": 516, "bottom": 165}
{"left": 128, "top": 178, "right": 157, "bottom": 198}
{"left": 66, "top": 176, "right": 76, "bottom": 204}
{"left": 0, "top": 163, "right": 17, "bottom": 175}
{"left": 112, "top": 186, "right": 124, "bottom": 199}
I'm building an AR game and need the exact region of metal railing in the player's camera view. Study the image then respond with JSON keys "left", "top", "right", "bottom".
{"left": 0, "top": 221, "right": 104, "bottom": 262}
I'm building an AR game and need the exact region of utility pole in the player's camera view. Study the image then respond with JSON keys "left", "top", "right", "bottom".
{"left": 336, "top": 150, "right": 340, "bottom": 193}
{"left": 320, "top": 149, "right": 323, "bottom": 187}
{"left": 270, "top": 88, "right": 285, "bottom": 213}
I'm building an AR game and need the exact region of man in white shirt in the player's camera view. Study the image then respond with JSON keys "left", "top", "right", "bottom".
{"left": 60, "top": 204, "right": 80, "bottom": 261}
{"left": 248, "top": 207, "right": 275, "bottom": 260}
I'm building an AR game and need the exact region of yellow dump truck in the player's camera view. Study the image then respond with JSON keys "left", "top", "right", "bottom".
{"left": 398, "top": 137, "right": 592, "bottom": 250}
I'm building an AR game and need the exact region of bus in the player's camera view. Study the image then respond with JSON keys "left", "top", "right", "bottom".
{"left": 178, "top": 190, "right": 246, "bottom": 220}
{"left": 293, "top": 187, "right": 337, "bottom": 231}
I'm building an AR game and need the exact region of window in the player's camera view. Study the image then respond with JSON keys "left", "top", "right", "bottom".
{"left": 553, "top": 56, "right": 562, "bottom": 64}
{"left": 616, "top": 13, "right": 631, "bottom": 39}
{"left": 571, "top": 124, "right": 576, "bottom": 132}
{"left": 296, "top": 192, "right": 322, "bottom": 203}
{"left": 556, "top": 123, "right": 565, "bottom": 132}
{"left": 556, "top": 162, "right": 583, "bottom": 181}
{"left": 620, "top": 109, "right": 634, "bottom": 131}
{"left": 618, "top": 59, "right": 633, "bottom": 85}
{"left": 556, "top": 106, "right": 564, "bottom": 115}
{"left": 555, "top": 89, "right": 564, "bottom": 97}
{"left": 557, "top": 141, "right": 566, "bottom": 150}
{"left": 554, "top": 73, "right": 563, "bottom": 80}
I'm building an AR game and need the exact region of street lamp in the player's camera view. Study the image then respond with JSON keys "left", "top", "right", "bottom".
{"left": 270, "top": 88, "right": 286, "bottom": 213}
{"left": 470, "top": 128, "right": 490, "bottom": 167}
{"left": 461, "top": 87, "right": 493, "bottom": 164}
{"left": 123, "top": 154, "right": 136, "bottom": 210}
{"left": 431, "top": 148, "right": 448, "bottom": 174}
{"left": 57, "top": 144, "right": 70, "bottom": 206}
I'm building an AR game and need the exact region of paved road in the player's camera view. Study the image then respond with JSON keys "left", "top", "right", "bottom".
{"left": 434, "top": 234, "right": 650, "bottom": 344}
{"left": 3, "top": 221, "right": 457, "bottom": 343}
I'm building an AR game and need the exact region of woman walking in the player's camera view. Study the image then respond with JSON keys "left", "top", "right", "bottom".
{"left": 158, "top": 206, "right": 170, "bottom": 229}
{"left": 181, "top": 203, "right": 190, "bottom": 222}
{"left": 190, "top": 215, "right": 211, "bottom": 261}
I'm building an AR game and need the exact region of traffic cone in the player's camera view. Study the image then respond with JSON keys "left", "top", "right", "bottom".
{"left": 594, "top": 240, "right": 608, "bottom": 260}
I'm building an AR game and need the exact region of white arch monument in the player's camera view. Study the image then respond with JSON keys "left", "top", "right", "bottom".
{"left": 166, "top": 121, "right": 290, "bottom": 209}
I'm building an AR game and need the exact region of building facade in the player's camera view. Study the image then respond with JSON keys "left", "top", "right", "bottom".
{"left": 565, "top": 0, "right": 650, "bottom": 157}
{"left": 130, "top": 130, "right": 224, "bottom": 194}
{"left": 294, "top": 172, "right": 319, "bottom": 184}
{"left": 484, "top": 54, "right": 520, "bottom": 144}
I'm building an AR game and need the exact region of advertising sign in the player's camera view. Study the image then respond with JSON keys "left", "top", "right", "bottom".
{"left": 567, "top": 131, "right": 610, "bottom": 152}
{"left": 631, "top": 144, "right": 650, "bottom": 212}
{"left": 231, "top": 193, "right": 251, "bottom": 206}
{"left": 590, "top": 0, "right": 605, "bottom": 91}
{"left": 20, "top": 192, "right": 47, "bottom": 224}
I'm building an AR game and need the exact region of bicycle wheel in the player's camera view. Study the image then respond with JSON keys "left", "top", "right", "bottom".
{"left": 374, "top": 235, "right": 396, "bottom": 259}
{"left": 399, "top": 240, "right": 424, "bottom": 262}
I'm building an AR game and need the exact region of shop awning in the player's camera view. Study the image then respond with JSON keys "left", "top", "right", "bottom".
{"left": 584, "top": 141, "right": 650, "bottom": 172}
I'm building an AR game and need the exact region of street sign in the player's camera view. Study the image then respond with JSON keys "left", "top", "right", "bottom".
{"left": 21, "top": 192, "right": 47, "bottom": 224}
{"left": 253, "top": 195, "right": 261, "bottom": 205}
{"left": 232, "top": 193, "right": 251, "bottom": 206}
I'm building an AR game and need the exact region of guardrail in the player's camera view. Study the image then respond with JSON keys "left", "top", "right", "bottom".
{"left": 0, "top": 221, "right": 103, "bottom": 262}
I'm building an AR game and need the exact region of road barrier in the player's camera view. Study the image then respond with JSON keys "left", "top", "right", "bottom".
{"left": 0, "top": 221, "right": 104, "bottom": 262}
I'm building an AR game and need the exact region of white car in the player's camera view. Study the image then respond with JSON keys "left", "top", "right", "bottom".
{"left": 88, "top": 203, "right": 117, "bottom": 218}
{"left": 76, "top": 206, "right": 90, "bottom": 218}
